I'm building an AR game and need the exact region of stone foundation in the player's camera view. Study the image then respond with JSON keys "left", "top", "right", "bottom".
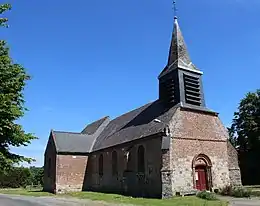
{"left": 161, "top": 170, "right": 173, "bottom": 198}
{"left": 55, "top": 184, "right": 83, "bottom": 194}
{"left": 229, "top": 168, "right": 242, "bottom": 186}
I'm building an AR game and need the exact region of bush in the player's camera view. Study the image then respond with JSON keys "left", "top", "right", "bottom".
{"left": 219, "top": 185, "right": 251, "bottom": 198}
{"left": 232, "top": 187, "right": 251, "bottom": 198}
{"left": 250, "top": 190, "right": 260, "bottom": 197}
{"left": 196, "top": 190, "right": 217, "bottom": 200}
{"left": 219, "top": 185, "right": 233, "bottom": 196}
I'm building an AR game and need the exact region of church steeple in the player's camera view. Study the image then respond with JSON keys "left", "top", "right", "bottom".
{"left": 159, "top": 17, "right": 201, "bottom": 78}
{"left": 158, "top": 16, "right": 206, "bottom": 109}
{"left": 168, "top": 17, "right": 191, "bottom": 68}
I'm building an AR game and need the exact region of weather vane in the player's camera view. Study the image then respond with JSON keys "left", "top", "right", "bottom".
{"left": 172, "top": 0, "right": 178, "bottom": 19}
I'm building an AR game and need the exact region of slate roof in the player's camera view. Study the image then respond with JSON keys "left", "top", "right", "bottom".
{"left": 52, "top": 131, "right": 95, "bottom": 153}
{"left": 52, "top": 117, "right": 110, "bottom": 153}
{"left": 81, "top": 116, "right": 109, "bottom": 135}
{"left": 159, "top": 17, "right": 202, "bottom": 79}
{"left": 92, "top": 100, "right": 178, "bottom": 151}
{"left": 50, "top": 100, "right": 178, "bottom": 153}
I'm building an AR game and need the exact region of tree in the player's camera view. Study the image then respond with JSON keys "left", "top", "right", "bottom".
{"left": 0, "top": 3, "right": 11, "bottom": 27}
{"left": 228, "top": 89, "right": 260, "bottom": 185}
{"left": 0, "top": 166, "right": 32, "bottom": 188}
{"left": 0, "top": 3, "right": 37, "bottom": 170}
{"left": 29, "top": 166, "right": 44, "bottom": 186}
{"left": 229, "top": 90, "right": 260, "bottom": 152}
{"left": 227, "top": 126, "right": 237, "bottom": 148}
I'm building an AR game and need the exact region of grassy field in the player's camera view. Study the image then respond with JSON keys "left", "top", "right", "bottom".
{"left": 0, "top": 188, "right": 228, "bottom": 206}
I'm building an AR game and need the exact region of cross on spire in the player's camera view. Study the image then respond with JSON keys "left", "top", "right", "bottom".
{"left": 172, "top": 0, "right": 178, "bottom": 19}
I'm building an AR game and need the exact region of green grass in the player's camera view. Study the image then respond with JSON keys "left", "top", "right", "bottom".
{"left": 243, "top": 185, "right": 260, "bottom": 196}
{"left": 0, "top": 189, "right": 228, "bottom": 206}
{"left": 67, "top": 191, "right": 228, "bottom": 206}
{"left": 0, "top": 188, "right": 54, "bottom": 197}
{"left": 244, "top": 185, "right": 260, "bottom": 189}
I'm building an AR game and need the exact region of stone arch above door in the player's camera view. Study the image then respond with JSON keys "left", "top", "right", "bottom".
{"left": 192, "top": 154, "right": 212, "bottom": 168}
{"left": 192, "top": 154, "right": 213, "bottom": 191}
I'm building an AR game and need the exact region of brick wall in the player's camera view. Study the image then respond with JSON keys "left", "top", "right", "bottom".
{"left": 171, "top": 139, "right": 230, "bottom": 193}
{"left": 55, "top": 154, "right": 88, "bottom": 193}
{"left": 83, "top": 136, "right": 162, "bottom": 198}
{"left": 168, "top": 108, "right": 234, "bottom": 195}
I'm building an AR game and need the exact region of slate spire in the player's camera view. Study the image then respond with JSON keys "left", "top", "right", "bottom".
{"left": 168, "top": 17, "right": 191, "bottom": 67}
{"left": 158, "top": 16, "right": 206, "bottom": 108}
{"left": 159, "top": 17, "right": 201, "bottom": 79}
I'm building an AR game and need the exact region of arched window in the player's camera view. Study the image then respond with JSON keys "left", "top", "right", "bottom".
{"left": 99, "top": 154, "right": 103, "bottom": 176}
{"left": 137, "top": 145, "right": 145, "bottom": 173}
{"left": 112, "top": 151, "right": 118, "bottom": 176}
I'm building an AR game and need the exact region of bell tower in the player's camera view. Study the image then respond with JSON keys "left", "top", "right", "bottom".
{"left": 158, "top": 16, "right": 206, "bottom": 109}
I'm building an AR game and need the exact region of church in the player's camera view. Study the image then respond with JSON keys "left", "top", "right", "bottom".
{"left": 43, "top": 15, "right": 242, "bottom": 198}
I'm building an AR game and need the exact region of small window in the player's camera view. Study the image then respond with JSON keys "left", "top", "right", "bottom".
{"left": 99, "top": 154, "right": 103, "bottom": 176}
{"left": 112, "top": 151, "right": 118, "bottom": 176}
{"left": 137, "top": 145, "right": 145, "bottom": 173}
{"left": 47, "top": 158, "right": 51, "bottom": 177}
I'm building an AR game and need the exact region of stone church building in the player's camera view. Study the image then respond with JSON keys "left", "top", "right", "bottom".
{"left": 43, "top": 16, "right": 241, "bottom": 198}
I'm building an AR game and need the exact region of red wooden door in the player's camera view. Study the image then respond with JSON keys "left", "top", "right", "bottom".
{"left": 195, "top": 166, "right": 208, "bottom": 191}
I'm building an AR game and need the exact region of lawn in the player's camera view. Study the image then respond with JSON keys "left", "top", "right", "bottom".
{"left": 0, "top": 188, "right": 228, "bottom": 206}
{"left": 0, "top": 188, "right": 54, "bottom": 197}
{"left": 67, "top": 191, "right": 228, "bottom": 206}
{"left": 244, "top": 185, "right": 260, "bottom": 196}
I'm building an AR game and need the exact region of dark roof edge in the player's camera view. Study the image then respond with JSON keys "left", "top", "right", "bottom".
{"left": 180, "top": 104, "right": 219, "bottom": 116}
{"left": 91, "top": 131, "right": 165, "bottom": 153}
{"left": 89, "top": 117, "right": 111, "bottom": 152}
{"left": 52, "top": 130, "right": 82, "bottom": 135}
{"left": 57, "top": 151, "right": 89, "bottom": 155}
{"left": 81, "top": 116, "right": 110, "bottom": 134}
{"left": 50, "top": 129, "right": 58, "bottom": 154}
{"left": 44, "top": 131, "right": 52, "bottom": 156}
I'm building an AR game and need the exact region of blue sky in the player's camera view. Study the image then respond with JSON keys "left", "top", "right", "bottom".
{"left": 1, "top": 0, "right": 259, "bottom": 167}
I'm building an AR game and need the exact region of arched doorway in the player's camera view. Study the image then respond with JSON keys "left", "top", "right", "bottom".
{"left": 192, "top": 154, "right": 212, "bottom": 191}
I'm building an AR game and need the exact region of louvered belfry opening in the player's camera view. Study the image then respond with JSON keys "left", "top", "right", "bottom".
{"left": 159, "top": 71, "right": 179, "bottom": 107}
{"left": 159, "top": 79, "right": 175, "bottom": 105}
{"left": 183, "top": 74, "right": 201, "bottom": 106}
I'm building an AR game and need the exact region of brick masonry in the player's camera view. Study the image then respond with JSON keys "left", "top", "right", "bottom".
{"left": 55, "top": 155, "right": 88, "bottom": 193}
{"left": 44, "top": 107, "right": 241, "bottom": 197}
{"left": 43, "top": 134, "right": 89, "bottom": 194}
{"left": 162, "top": 107, "right": 242, "bottom": 196}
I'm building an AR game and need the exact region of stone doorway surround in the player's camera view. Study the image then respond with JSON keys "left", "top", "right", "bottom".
{"left": 192, "top": 154, "right": 213, "bottom": 191}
